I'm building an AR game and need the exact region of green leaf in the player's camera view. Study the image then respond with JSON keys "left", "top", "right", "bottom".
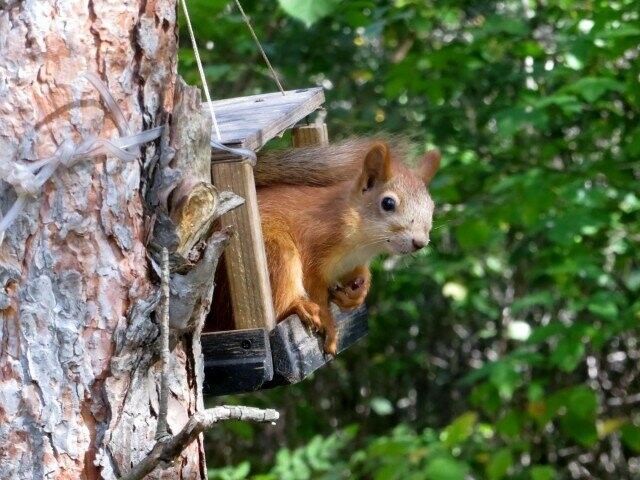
{"left": 374, "top": 461, "right": 406, "bottom": 480}
{"left": 371, "top": 397, "right": 394, "bottom": 416}
{"left": 567, "top": 77, "right": 625, "bottom": 103}
{"left": 531, "top": 94, "right": 582, "bottom": 114}
{"left": 455, "top": 219, "right": 492, "bottom": 249}
{"left": 469, "top": 382, "right": 501, "bottom": 415}
{"left": 528, "top": 322, "right": 566, "bottom": 344}
{"left": 204, "top": 64, "right": 233, "bottom": 80}
{"left": 496, "top": 410, "right": 521, "bottom": 438}
{"left": 528, "top": 383, "right": 545, "bottom": 402}
{"left": 208, "top": 461, "right": 251, "bottom": 480}
{"left": 234, "top": 462, "right": 251, "bottom": 479}
{"left": 561, "top": 413, "right": 598, "bottom": 447}
{"left": 587, "top": 292, "right": 619, "bottom": 321}
{"left": 621, "top": 425, "right": 640, "bottom": 453}
{"left": 441, "top": 412, "right": 477, "bottom": 448}
{"left": 529, "top": 465, "right": 556, "bottom": 480}
{"left": 597, "top": 25, "right": 640, "bottom": 38}
{"left": 481, "top": 15, "right": 530, "bottom": 35}
{"left": 565, "top": 387, "right": 598, "bottom": 419}
{"left": 550, "top": 337, "right": 585, "bottom": 372}
{"left": 486, "top": 448, "right": 513, "bottom": 480}
{"left": 368, "top": 440, "right": 412, "bottom": 457}
{"left": 556, "top": 387, "right": 599, "bottom": 447}
{"left": 493, "top": 106, "right": 527, "bottom": 138}
{"left": 423, "top": 456, "right": 467, "bottom": 480}
{"left": 511, "top": 291, "right": 555, "bottom": 314}
{"left": 278, "top": 0, "right": 342, "bottom": 26}
{"left": 489, "top": 362, "right": 521, "bottom": 400}
{"left": 620, "top": 193, "right": 640, "bottom": 213}
{"left": 564, "top": 53, "right": 583, "bottom": 70}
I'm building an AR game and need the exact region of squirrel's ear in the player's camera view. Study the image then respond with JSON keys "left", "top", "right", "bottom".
{"left": 417, "top": 149, "right": 441, "bottom": 184}
{"left": 359, "top": 142, "right": 392, "bottom": 191}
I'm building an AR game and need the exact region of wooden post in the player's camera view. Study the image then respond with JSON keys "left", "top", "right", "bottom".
{"left": 211, "top": 160, "right": 276, "bottom": 330}
{"left": 291, "top": 124, "right": 329, "bottom": 147}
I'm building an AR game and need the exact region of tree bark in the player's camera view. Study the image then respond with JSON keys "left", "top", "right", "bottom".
{"left": 0, "top": 1, "right": 209, "bottom": 478}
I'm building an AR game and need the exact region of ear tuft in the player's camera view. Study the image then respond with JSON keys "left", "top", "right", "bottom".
{"left": 418, "top": 149, "right": 441, "bottom": 184}
{"left": 359, "top": 142, "right": 392, "bottom": 192}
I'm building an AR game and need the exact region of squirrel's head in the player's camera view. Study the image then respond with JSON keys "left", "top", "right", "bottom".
{"left": 353, "top": 141, "right": 440, "bottom": 256}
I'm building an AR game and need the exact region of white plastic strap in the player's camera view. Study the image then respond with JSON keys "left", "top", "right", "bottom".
{"left": 0, "top": 75, "right": 164, "bottom": 244}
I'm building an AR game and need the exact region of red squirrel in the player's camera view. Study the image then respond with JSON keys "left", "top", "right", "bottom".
{"left": 253, "top": 139, "right": 440, "bottom": 354}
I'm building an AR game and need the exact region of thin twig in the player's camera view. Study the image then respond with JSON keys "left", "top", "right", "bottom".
{"left": 120, "top": 406, "right": 279, "bottom": 480}
{"left": 155, "top": 247, "right": 171, "bottom": 440}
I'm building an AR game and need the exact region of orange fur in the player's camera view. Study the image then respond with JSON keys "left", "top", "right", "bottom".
{"left": 256, "top": 140, "right": 440, "bottom": 354}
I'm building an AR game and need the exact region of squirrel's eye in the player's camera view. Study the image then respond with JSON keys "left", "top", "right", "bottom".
{"left": 381, "top": 196, "right": 396, "bottom": 212}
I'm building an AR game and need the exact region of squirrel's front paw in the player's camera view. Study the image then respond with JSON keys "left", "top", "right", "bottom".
{"left": 330, "top": 275, "right": 370, "bottom": 311}
{"left": 324, "top": 331, "right": 338, "bottom": 356}
{"left": 289, "top": 299, "right": 323, "bottom": 333}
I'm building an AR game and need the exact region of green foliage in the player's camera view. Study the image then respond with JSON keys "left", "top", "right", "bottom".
{"left": 277, "top": 0, "right": 342, "bottom": 27}
{"left": 209, "top": 429, "right": 356, "bottom": 480}
{"left": 180, "top": 0, "right": 640, "bottom": 477}
{"left": 209, "top": 461, "right": 251, "bottom": 480}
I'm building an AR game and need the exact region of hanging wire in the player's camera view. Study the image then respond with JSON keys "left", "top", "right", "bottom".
{"left": 179, "top": 0, "right": 259, "bottom": 163}
{"left": 179, "top": 0, "right": 222, "bottom": 141}
{"left": 233, "top": 0, "right": 286, "bottom": 96}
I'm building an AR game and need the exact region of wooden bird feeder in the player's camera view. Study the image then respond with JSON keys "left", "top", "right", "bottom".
{"left": 201, "top": 88, "right": 369, "bottom": 396}
{"left": 202, "top": 88, "right": 368, "bottom": 395}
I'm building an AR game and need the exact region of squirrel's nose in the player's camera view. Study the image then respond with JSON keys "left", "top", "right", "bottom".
{"left": 412, "top": 238, "right": 427, "bottom": 251}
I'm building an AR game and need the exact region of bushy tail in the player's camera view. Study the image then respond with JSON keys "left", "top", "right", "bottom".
{"left": 254, "top": 139, "right": 377, "bottom": 187}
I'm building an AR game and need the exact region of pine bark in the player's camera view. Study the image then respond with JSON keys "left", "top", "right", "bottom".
{"left": 0, "top": 1, "right": 207, "bottom": 478}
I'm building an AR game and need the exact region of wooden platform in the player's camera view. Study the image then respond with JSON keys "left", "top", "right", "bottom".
{"left": 201, "top": 306, "right": 368, "bottom": 396}
{"left": 206, "top": 87, "right": 325, "bottom": 160}
{"left": 264, "top": 305, "right": 368, "bottom": 389}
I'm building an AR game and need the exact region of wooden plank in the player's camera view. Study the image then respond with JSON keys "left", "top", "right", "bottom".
{"left": 291, "top": 124, "right": 329, "bottom": 147}
{"left": 201, "top": 328, "right": 273, "bottom": 396}
{"left": 207, "top": 89, "right": 325, "bottom": 328}
{"left": 211, "top": 160, "right": 276, "bottom": 331}
{"left": 264, "top": 305, "right": 369, "bottom": 388}
{"left": 207, "top": 87, "right": 324, "bottom": 159}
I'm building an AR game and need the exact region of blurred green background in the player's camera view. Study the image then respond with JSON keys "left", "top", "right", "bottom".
{"left": 179, "top": 0, "right": 640, "bottom": 478}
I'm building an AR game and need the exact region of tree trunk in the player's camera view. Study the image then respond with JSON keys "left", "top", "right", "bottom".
{"left": 0, "top": 1, "right": 208, "bottom": 478}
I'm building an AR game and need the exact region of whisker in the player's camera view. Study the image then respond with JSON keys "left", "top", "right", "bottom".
{"left": 432, "top": 220, "right": 452, "bottom": 231}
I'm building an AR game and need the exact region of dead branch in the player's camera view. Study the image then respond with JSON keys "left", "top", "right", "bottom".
{"left": 120, "top": 405, "right": 279, "bottom": 480}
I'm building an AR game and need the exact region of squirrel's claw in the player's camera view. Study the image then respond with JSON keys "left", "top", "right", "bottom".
{"left": 330, "top": 275, "right": 370, "bottom": 311}
{"left": 324, "top": 334, "right": 337, "bottom": 356}
{"left": 288, "top": 299, "right": 324, "bottom": 333}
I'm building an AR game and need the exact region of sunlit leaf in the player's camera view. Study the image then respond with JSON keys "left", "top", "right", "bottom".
{"left": 423, "top": 457, "right": 468, "bottom": 480}
{"left": 441, "top": 412, "right": 477, "bottom": 448}
{"left": 278, "top": 0, "right": 342, "bottom": 26}
{"left": 371, "top": 397, "right": 394, "bottom": 416}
